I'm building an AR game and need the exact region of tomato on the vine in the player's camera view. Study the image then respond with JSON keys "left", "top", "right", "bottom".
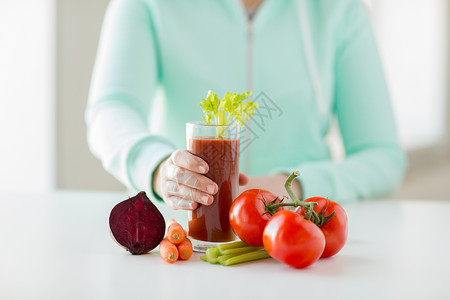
{"left": 263, "top": 210, "right": 325, "bottom": 268}
{"left": 295, "top": 197, "right": 348, "bottom": 258}
{"left": 229, "top": 189, "right": 283, "bottom": 247}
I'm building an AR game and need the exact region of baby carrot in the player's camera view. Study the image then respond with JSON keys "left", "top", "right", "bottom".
{"left": 166, "top": 219, "right": 177, "bottom": 227}
{"left": 164, "top": 219, "right": 177, "bottom": 238}
{"left": 159, "top": 238, "right": 179, "bottom": 263}
{"left": 177, "top": 238, "right": 193, "bottom": 260}
{"left": 167, "top": 221, "right": 186, "bottom": 244}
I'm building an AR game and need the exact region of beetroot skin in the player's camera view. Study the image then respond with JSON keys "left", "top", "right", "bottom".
{"left": 109, "top": 191, "right": 165, "bottom": 255}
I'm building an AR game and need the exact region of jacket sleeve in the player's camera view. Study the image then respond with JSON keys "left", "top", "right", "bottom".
{"left": 295, "top": 1, "right": 407, "bottom": 203}
{"left": 85, "top": 0, "right": 175, "bottom": 200}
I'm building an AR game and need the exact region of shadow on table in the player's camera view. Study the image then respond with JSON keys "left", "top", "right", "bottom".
{"left": 304, "top": 253, "right": 376, "bottom": 277}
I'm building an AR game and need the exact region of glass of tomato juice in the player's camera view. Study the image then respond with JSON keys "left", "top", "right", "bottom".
{"left": 186, "top": 121, "right": 240, "bottom": 252}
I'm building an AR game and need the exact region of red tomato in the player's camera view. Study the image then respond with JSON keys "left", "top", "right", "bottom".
{"left": 229, "top": 189, "right": 281, "bottom": 247}
{"left": 295, "top": 197, "right": 348, "bottom": 258}
{"left": 263, "top": 210, "right": 325, "bottom": 269}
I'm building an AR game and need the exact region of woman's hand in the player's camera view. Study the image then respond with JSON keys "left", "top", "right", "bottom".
{"left": 153, "top": 150, "right": 217, "bottom": 210}
{"left": 153, "top": 150, "right": 249, "bottom": 210}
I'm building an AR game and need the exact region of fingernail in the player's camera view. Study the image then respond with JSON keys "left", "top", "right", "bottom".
{"left": 199, "top": 166, "right": 206, "bottom": 173}
{"left": 201, "top": 195, "right": 210, "bottom": 205}
{"left": 207, "top": 185, "right": 215, "bottom": 194}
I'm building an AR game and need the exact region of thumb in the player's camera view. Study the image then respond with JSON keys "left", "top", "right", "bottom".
{"left": 238, "top": 173, "right": 249, "bottom": 186}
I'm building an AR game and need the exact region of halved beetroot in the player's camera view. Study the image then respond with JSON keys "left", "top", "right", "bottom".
{"left": 109, "top": 191, "right": 165, "bottom": 255}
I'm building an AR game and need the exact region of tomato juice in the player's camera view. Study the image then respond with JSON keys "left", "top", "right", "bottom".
{"left": 188, "top": 136, "right": 239, "bottom": 242}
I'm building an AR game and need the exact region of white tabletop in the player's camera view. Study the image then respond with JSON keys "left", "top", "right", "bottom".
{"left": 0, "top": 190, "right": 449, "bottom": 300}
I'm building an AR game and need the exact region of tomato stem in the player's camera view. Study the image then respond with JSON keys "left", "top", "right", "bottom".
{"left": 285, "top": 172, "right": 322, "bottom": 223}
{"left": 284, "top": 171, "right": 301, "bottom": 206}
{"left": 264, "top": 171, "right": 321, "bottom": 224}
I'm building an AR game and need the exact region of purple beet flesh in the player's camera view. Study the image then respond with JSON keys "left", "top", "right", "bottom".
{"left": 109, "top": 191, "right": 165, "bottom": 255}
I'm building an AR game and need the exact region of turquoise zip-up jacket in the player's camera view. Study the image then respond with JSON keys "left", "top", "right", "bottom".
{"left": 86, "top": 0, "right": 407, "bottom": 203}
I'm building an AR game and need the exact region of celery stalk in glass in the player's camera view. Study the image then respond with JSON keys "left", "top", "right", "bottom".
{"left": 198, "top": 90, "right": 258, "bottom": 138}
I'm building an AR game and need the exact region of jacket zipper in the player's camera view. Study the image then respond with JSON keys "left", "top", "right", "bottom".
{"left": 243, "top": 15, "right": 254, "bottom": 174}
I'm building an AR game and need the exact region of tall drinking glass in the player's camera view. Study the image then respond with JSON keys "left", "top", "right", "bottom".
{"left": 186, "top": 121, "right": 240, "bottom": 252}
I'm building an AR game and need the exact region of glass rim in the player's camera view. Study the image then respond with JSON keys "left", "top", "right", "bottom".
{"left": 186, "top": 121, "right": 240, "bottom": 128}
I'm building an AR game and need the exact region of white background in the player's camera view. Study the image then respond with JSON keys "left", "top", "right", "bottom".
{"left": 0, "top": 0, "right": 55, "bottom": 192}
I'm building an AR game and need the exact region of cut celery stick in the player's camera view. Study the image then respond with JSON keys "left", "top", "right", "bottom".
{"left": 206, "top": 247, "right": 221, "bottom": 264}
{"left": 218, "top": 254, "right": 235, "bottom": 265}
{"left": 220, "top": 250, "right": 271, "bottom": 266}
{"left": 221, "top": 246, "right": 263, "bottom": 256}
{"left": 206, "top": 247, "right": 221, "bottom": 258}
{"left": 200, "top": 255, "right": 208, "bottom": 262}
{"left": 217, "top": 241, "right": 248, "bottom": 252}
{"left": 208, "top": 257, "right": 219, "bottom": 264}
